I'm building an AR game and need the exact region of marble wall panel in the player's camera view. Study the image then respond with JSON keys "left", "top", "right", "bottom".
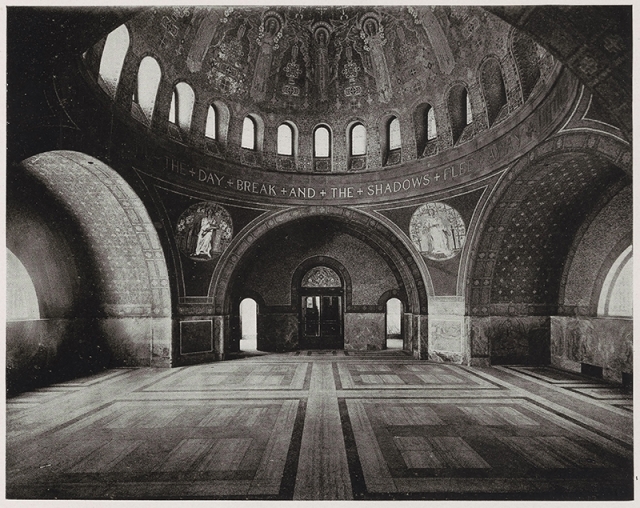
{"left": 403, "top": 313, "right": 414, "bottom": 352}
{"left": 427, "top": 296, "right": 466, "bottom": 364}
{"left": 415, "top": 314, "right": 429, "bottom": 360}
{"left": 469, "top": 316, "right": 550, "bottom": 365}
{"left": 7, "top": 319, "right": 79, "bottom": 394}
{"left": 6, "top": 316, "right": 172, "bottom": 395}
{"left": 428, "top": 318, "right": 465, "bottom": 364}
{"left": 344, "top": 313, "right": 385, "bottom": 351}
{"left": 260, "top": 313, "right": 299, "bottom": 352}
{"left": 213, "top": 315, "right": 226, "bottom": 360}
{"left": 551, "top": 316, "right": 632, "bottom": 383}
{"left": 101, "top": 317, "right": 171, "bottom": 366}
{"left": 151, "top": 317, "right": 172, "bottom": 366}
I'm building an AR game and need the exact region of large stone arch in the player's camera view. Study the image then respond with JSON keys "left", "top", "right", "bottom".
{"left": 549, "top": 183, "right": 632, "bottom": 384}
{"left": 465, "top": 132, "right": 630, "bottom": 366}
{"left": 207, "top": 206, "right": 434, "bottom": 356}
{"left": 14, "top": 151, "right": 172, "bottom": 369}
{"left": 558, "top": 184, "right": 632, "bottom": 315}
{"left": 210, "top": 206, "right": 430, "bottom": 316}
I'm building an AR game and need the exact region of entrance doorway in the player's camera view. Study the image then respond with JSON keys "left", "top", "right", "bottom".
{"left": 239, "top": 298, "right": 257, "bottom": 351}
{"left": 386, "top": 297, "right": 403, "bottom": 350}
{"left": 299, "top": 266, "right": 344, "bottom": 349}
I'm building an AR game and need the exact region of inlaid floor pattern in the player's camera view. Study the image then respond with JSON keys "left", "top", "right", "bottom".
{"left": 6, "top": 351, "right": 633, "bottom": 500}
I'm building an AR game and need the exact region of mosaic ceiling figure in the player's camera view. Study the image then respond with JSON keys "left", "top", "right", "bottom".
{"left": 410, "top": 202, "right": 466, "bottom": 261}
{"left": 176, "top": 202, "right": 233, "bottom": 261}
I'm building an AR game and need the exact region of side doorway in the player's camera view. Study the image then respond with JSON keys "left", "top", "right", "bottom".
{"left": 299, "top": 266, "right": 344, "bottom": 349}
{"left": 239, "top": 297, "right": 258, "bottom": 352}
{"left": 385, "top": 297, "right": 403, "bottom": 350}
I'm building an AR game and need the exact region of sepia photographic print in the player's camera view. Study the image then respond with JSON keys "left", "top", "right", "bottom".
{"left": 5, "top": 4, "right": 633, "bottom": 502}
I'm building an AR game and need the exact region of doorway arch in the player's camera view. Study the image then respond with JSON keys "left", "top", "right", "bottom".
{"left": 239, "top": 298, "right": 258, "bottom": 351}
{"left": 385, "top": 297, "right": 403, "bottom": 350}
{"left": 298, "top": 265, "right": 344, "bottom": 349}
{"left": 213, "top": 207, "right": 431, "bottom": 356}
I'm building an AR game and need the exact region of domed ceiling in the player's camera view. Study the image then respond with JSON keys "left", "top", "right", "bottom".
{"left": 125, "top": 5, "right": 552, "bottom": 120}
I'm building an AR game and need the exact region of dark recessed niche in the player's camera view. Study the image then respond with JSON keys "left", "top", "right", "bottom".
{"left": 581, "top": 363, "right": 603, "bottom": 379}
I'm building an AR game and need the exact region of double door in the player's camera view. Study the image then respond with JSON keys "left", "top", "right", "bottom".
{"left": 300, "top": 294, "right": 343, "bottom": 349}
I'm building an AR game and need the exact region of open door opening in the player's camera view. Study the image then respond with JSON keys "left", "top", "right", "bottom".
{"left": 240, "top": 298, "right": 258, "bottom": 352}
{"left": 299, "top": 266, "right": 344, "bottom": 349}
{"left": 386, "top": 297, "right": 403, "bottom": 350}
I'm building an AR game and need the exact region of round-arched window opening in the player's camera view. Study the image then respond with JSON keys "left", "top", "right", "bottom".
{"left": 314, "top": 126, "right": 331, "bottom": 158}
{"left": 7, "top": 248, "right": 40, "bottom": 321}
{"left": 277, "top": 123, "right": 294, "bottom": 156}
{"left": 136, "top": 56, "right": 162, "bottom": 123}
{"left": 241, "top": 116, "right": 256, "bottom": 150}
{"left": 205, "top": 105, "right": 217, "bottom": 139}
{"left": 598, "top": 246, "right": 632, "bottom": 317}
{"left": 388, "top": 117, "right": 401, "bottom": 151}
{"left": 98, "top": 24, "right": 129, "bottom": 98}
{"left": 350, "top": 123, "right": 367, "bottom": 156}
{"left": 169, "top": 82, "right": 195, "bottom": 131}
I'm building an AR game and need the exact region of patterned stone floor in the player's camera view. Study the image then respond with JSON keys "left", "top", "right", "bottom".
{"left": 6, "top": 351, "right": 633, "bottom": 500}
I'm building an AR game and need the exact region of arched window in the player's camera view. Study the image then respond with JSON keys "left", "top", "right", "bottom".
{"left": 480, "top": 58, "right": 508, "bottom": 126}
{"left": 169, "top": 90, "right": 177, "bottom": 124}
{"left": 7, "top": 249, "right": 39, "bottom": 321}
{"left": 208, "top": 101, "right": 230, "bottom": 145}
{"left": 350, "top": 123, "right": 367, "bottom": 156}
{"left": 136, "top": 56, "right": 162, "bottom": 123}
{"left": 427, "top": 107, "right": 437, "bottom": 141}
{"left": 598, "top": 246, "right": 632, "bottom": 317}
{"left": 98, "top": 24, "right": 130, "bottom": 98}
{"left": 448, "top": 84, "right": 471, "bottom": 144}
{"left": 466, "top": 90, "right": 473, "bottom": 125}
{"left": 277, "top": 123, "right": 294, "bottom": 156}
{"left": 414, "top": 103, "right": 437, "bottom": 157}
{"left": 512, "top": 31, "right": 541, "bottom": 103}
{"left": 205, "top": 105, "right": 217, "bottom": 139}
{"left": 314, "top": 126, "right": 331, "bottom": 158}
{"left": 388, "top": 117, "right": 401, "bottom": 150}
{"left": 241, "top": 116, "right": 256, "bottom": 150}
{"left": 169, "top": 82, "right": 195, "bottom": 131}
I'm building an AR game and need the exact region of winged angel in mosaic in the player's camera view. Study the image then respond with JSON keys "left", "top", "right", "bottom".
{"left": 176, "top": 202, "right": 233, "bottom": 261}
